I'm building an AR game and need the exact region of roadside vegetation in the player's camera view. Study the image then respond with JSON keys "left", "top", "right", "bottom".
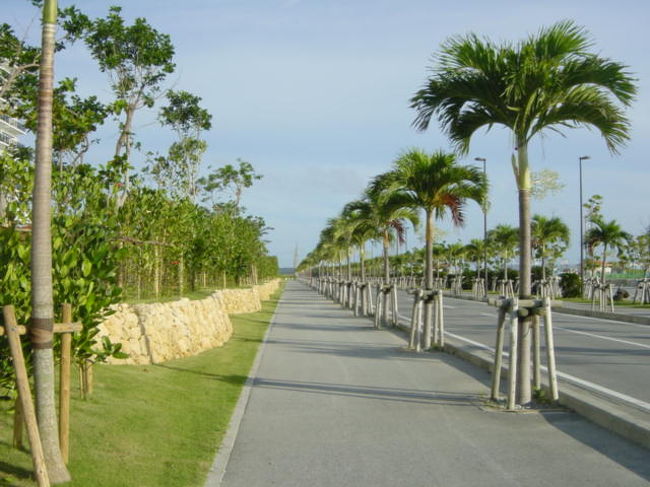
{"left": 0, "top": 284, "right": 284, "bottom": 486}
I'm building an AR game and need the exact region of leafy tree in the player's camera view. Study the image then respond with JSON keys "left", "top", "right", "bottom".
{"left": 83, "top": 6, "right": 175, "bottom": 180}
{"left": 411, "top": 20, "right": 636, "bottom": 404}
{"left": 200, "top": 159, "right": 262, "bottom": 209}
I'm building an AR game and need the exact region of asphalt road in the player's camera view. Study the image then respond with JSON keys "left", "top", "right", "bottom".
{"left": 392, "top": 289, "right": 650, "bottom": 409}
{"left": 216, "top": 281, "right": 649, "bottom": 487}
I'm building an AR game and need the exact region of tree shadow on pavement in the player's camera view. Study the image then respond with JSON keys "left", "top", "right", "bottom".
{"left": 252, "top": 377, "right": 482, "bottom": 408}
{"left": 541, "top": 411, "right": 650, "bottom": 482}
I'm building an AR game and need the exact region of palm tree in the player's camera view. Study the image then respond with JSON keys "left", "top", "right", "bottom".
{"left": 465, "top": 239, "right": 487, "bottom": 274}
{"left": 585, "top": 217, "right": 631, "bottom": 283}
{"left": 531, "top": 215, "right": 570, "bottom": 280}
{"left": 30, "top": 0, "right": 72, "bottom": 482}
{"left": 411, "top": 21, "right": 636, "bottom": 404}
{"left": 388, "top": 150, "right": 485, "bottom": 347}
{"left": 488, "top": 225, "right": 519, "bottom": 280}
{"left": 348, "top": 177, "right": 419, "bottom": 285}
{"left": 342, "top": 200, "right": 378, "bottom": 281}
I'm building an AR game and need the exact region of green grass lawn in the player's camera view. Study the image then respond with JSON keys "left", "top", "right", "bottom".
{"left": 0, "top": 283, "right": 284, "bottom": 486}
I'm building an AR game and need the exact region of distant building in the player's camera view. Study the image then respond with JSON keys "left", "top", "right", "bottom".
{"left": 0, "top": 64, "right": 27, "bottom": 149}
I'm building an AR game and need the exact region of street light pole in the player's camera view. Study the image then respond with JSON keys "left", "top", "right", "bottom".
{"left": 475, "top": 157, "right": 488, "bottom": 297}
{"left": 579, "top": 155, "right": 590, "bottom": 290}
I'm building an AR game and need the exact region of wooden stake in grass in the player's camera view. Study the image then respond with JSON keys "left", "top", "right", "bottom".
{"left": 13, "top": 396, "right": 24, "bottom": 450}
{"left": 3, "top": 305, "right": 50, "bottom": 487}
{"left": 58, "top": 303, "right": 72, "bottom": 464}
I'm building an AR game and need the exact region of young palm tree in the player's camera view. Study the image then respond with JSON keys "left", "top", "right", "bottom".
{"left": 585, "top": 217, "right": 631, "bottom": 283}
{"left": 488, "top": 225, "right": 519, "bottom": 280}
{"left": 531, "top": 215, "right": 570, "bottom": 279}
{"left": 411, "top": 21, "right": 636, "bottom": 404}
{"left": 388, "top": 150, "right": 485, "bottom": 347}
{"left": 30, "top": 0, "right": 72, "bottom": 482}
{"left": 342, "top": 200, "right": 378, "bottom": 281}
{"left": 465, "top": 239, "right": 487, "bottom": 274}
{"left": 348, "top": 178, "right": 419, "bottom": 284}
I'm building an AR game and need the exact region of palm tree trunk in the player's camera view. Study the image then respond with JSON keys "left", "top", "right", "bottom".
{"left": 516, "top": 140, "right": 533, "bottom": 406}
{"left": 31, "top": 1, "right": 71, "bottom": 482}
{"left": 360, "top": 245, "right": 366, "bottom": 280}
{"left": 601, "top": 244, "right": 608, "bottom": 283}
{"left": 383, "top": 231, "right": 390, "bottom": 282}
{"left": 346, "top": 248, "right": 351, "bottom": 280}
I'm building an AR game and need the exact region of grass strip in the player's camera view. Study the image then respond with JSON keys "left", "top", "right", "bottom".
{"left": 0, "top": 283, "right": 284, "bottom": 486}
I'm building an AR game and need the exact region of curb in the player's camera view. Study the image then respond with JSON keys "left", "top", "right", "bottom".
{"left": 204, "top": 293, "right": 283, "bottom": 486}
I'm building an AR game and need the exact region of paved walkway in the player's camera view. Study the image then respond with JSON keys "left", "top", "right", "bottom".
{"left": 212, "top": 281, "right": 649, "bottom": 487}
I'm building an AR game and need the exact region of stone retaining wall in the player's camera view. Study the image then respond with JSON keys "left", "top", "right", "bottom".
{"left": 97, "top": 279, "right": 281, "bottom": 365}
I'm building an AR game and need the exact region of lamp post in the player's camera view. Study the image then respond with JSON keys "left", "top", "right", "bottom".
{"left": 475, "top": 157, "right": 488, "bottom": 296}
{"left": 579, "top": 155, "right": 590, "bottom": 289}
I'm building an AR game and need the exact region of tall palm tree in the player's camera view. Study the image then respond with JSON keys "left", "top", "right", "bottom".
{"left": 585, "top": 217, "right": 631, "bottom": 283}
{"left": 531, "top": 215, "right": 570, "bottom": 280}
{"left": 411, "top": 21, "right": 636, "bottom": 404}
{"left": 488, "top": 225, "right": 519, "bottom": 280}
{"left": 30, "top": 0, "right": 72, "bottom": 482}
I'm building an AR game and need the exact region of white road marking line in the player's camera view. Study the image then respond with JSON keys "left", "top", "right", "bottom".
{"left": 558, "top": 312, "right": 650, "bottom": 329}
{"left": 480, "top": 313, "right": 494, "bottom": 318}
{"left": 445, "top": 331, "right": 650, "bottom": 413}
{"left": 554, "top": 326, "right": 650, "bottom": 350}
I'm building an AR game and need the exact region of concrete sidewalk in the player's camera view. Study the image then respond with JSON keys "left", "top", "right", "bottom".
{"left": 211, "top": 281, "right": 649, "bottom": 487}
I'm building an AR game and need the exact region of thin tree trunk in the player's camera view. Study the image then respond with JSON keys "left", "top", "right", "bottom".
{"left": 601, "top": 244, "right": 608, "bottom": 283}
{"left": 516, "top": 140, "right": 533, "bottom": 406}
{"left": 31, "top": 1, "right": 71, "bottom": 482}
{"left": 359, "top": 245, "right": 366, "bottom": 281}
{"left": 383, "top": 231, "right": 390, "bottom": 282}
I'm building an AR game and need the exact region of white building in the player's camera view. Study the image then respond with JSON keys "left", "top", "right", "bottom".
{"left": 0, "top": 64, "right": 27, "bottom": 149}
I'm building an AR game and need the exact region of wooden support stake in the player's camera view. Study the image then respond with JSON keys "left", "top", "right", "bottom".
{"left": 438, "top": 293, "right": 445, "bottom": 348}
{"left": 3, "top": 306, "right": 50, "bottom": 487}
{"left": 507, "top": 300, "right": 519, "bottom": 410}
{"left": 491, "top": 308, "right": 507, "bottom": 401}
{"left": 13, "top": 396, "right": 24, "bottom": 449}
{"left": 373, "top": 291, "right": 382, "bottom": 329}
{"left": 59, "top": 304, "right": 72, "bottom": 464}
{"left": 408, "top": 290, "right": 421, "bottom": 349}
{"left": 532, "top": 315, "right": 541, "bottom": 389}
{"left": 543, "top": 298, "right": 559, "bottom": 401}
{"left": 391, "top": 287, "right": 399, "bottom": 327}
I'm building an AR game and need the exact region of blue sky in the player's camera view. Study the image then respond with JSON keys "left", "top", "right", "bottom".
{"left": 7, "top": 0, "right": 650, "bottom": 267}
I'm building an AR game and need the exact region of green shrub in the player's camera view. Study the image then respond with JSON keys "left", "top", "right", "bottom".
{"left": 559, "top": 272, "right": 581, "bottom": 298}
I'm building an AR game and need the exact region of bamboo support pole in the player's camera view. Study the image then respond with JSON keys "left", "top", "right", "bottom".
{"left": 3, "top": 306, "right": 50, "bottom": 487}
{"left": 58, "top": 304, "right": 72, "bottom": 464}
